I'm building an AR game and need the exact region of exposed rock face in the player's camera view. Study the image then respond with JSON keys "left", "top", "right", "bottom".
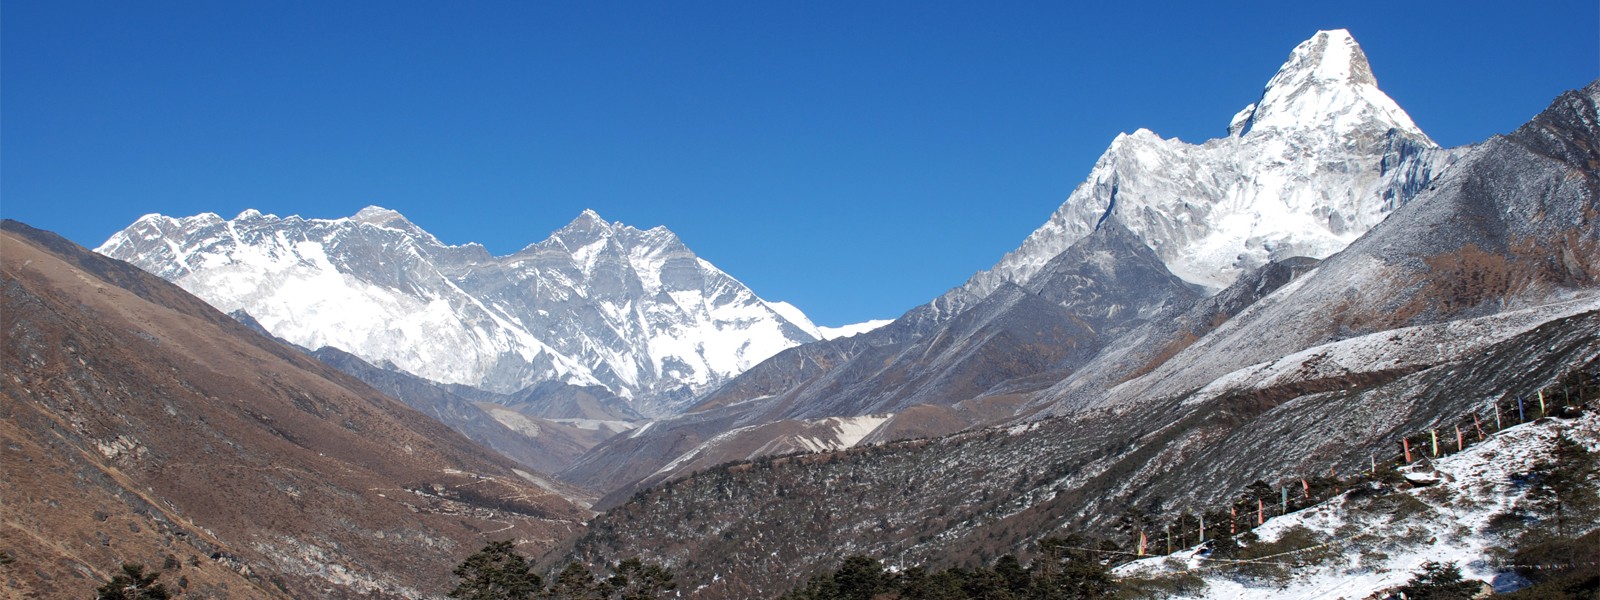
{"left": 1, "top": 221, "right": 589, "bottom": 598}
{"left": 98, "top": 208, "right": 822, "bottom": 416}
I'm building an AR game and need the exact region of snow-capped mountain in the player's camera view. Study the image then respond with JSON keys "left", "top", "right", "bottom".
{"left": 556, "top": 31, "right": 1590, "bottom": 504}
{"left": 98, "top": 207, "right": 822, "bottom": 416}
{"left": 936, "top": 29, "right": 1457, "bottom": 319}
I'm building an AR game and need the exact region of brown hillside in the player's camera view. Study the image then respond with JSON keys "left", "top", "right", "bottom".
{"left": 1, "top": 221, "right": 588, "bottom": 598}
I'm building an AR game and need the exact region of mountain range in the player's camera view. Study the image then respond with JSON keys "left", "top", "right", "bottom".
{"left": 98, "top": 207, "right": 843, "bottom": 418}
{"left": 6, "top": 28, "right": 1598, "bottom": 599}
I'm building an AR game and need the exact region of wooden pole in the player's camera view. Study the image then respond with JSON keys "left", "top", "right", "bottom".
{"left": 1403, "top": 438, "right": 1412, "bottom": 464}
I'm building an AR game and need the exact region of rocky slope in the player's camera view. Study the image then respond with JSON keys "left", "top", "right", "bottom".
{"left": 98, "top": 208, "right": 823, "bottom": 416}
{"left": 563, "top": 308, "right": 1600, "bottom": 597}
{"left": 1, "top": 221, "right": 590, "bottom": 598}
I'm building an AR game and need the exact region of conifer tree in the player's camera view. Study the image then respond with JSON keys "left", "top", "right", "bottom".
{"left": 1389, "top": 561, "right": 1480, "bottom": 600}
{"left": 95, "top": 563, "right": 170, "bottom": 600}
{"left": 831, "top": 555, "right": 891, "bottom": 600}
{"left": 1524, "top": 432, "right": 1599, "bottom": 537}
{"left": 603, "top": 558, "right": 676, "bottom": 600}
{"left": 545, "top": 562, "right": 602, "bottom": 600}
{"left": 449, "top": 541, "right": 542, "bottom": 600}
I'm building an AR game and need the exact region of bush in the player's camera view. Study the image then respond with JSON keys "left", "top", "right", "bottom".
{"left": 1220, "top": 526, "right": 1333, "bottom": 582}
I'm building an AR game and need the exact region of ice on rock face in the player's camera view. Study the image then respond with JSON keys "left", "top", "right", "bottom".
{"left": 98, "top": 207, "right": 822, "bottom": 417}
{"left": 1232, "top": 29, "right": 1430, "bottom": 143}
{"left": 945, "top": 29, "right": 1454, "bottom": 311}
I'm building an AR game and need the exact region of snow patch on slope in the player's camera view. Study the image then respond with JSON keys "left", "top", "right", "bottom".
{"left": 1113, "top": 412, "right": 1600, "bottom": 598}
{"left": 791, "top": 415, "right": 894, "bottom": 453}
{"left": 818, "top": 320, "right": 894, "bottom": 340}
{"left": 1177, "top": 294, "right": 1600, "bottom": 407}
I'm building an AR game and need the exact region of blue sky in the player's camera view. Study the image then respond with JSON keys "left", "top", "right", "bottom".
{"left": 3, "top": 1, "right": 1596, "bottom": 326}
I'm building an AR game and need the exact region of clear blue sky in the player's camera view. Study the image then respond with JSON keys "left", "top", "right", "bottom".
{"left": 4, "top": 1, "right": 1596, "bottom": 326}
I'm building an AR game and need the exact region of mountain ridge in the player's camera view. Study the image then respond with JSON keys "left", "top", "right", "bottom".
{"left": 99, "top": 207, "right": 825, "bottom": 416}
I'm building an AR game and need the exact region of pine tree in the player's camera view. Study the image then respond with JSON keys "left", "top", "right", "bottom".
{"left": 993, "top": 554, "right": 1029, "bottom": 597}
{"left": 95, "top": 563, "right": 170, "bottom": 600}
{"left": 1524, "top": 432, "right": 1600, "bottom": 537}
{"left": 1389, "top": 561, "right": 1480, "bottom": 600}
{"left": 831, "top": 555, "right": 892, "bottom": 600}
{"left": 448, "top": 541, "right": 542, "bottom": 600}
{"left": 1031, "top": 536, "right": 1118, "bottom": 599}
{"left": 545, "top": 562, "right": 602, "bottom": 600}
{"left": 603, "top": 558, "right": 676, "bottom": 600}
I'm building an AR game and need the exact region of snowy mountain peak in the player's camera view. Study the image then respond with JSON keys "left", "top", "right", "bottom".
{"left": 568, "top": 208, "right": 609, "bottom": 228}
{"left": 1282, "top": 29, "right": 1375, "bottom": 87}
{"left": 939, "top": 28, "right": 1456, "bottom": 314}
{"left": 1230, "top": 30, "right": 1431, "bottom": 144}
{"left": 349, "top": 205, "right": 437, "bottom": 241}
{"left": 547, "top": 208, "right": 626, "bottom": 249}
{"left": 352, "top": 205, "right": 405, "bottom": 224}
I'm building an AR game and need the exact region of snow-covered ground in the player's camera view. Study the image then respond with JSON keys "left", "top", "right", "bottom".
{"left": 790, "top": 415, "right": 893, "bottom": 453}
{"left": 1113, "top": 410, "right": 1599, "bottom": 598}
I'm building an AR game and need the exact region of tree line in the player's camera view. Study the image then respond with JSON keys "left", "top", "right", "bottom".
{"left": 449, "top": 540, "right": 676, "bottom": 600}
